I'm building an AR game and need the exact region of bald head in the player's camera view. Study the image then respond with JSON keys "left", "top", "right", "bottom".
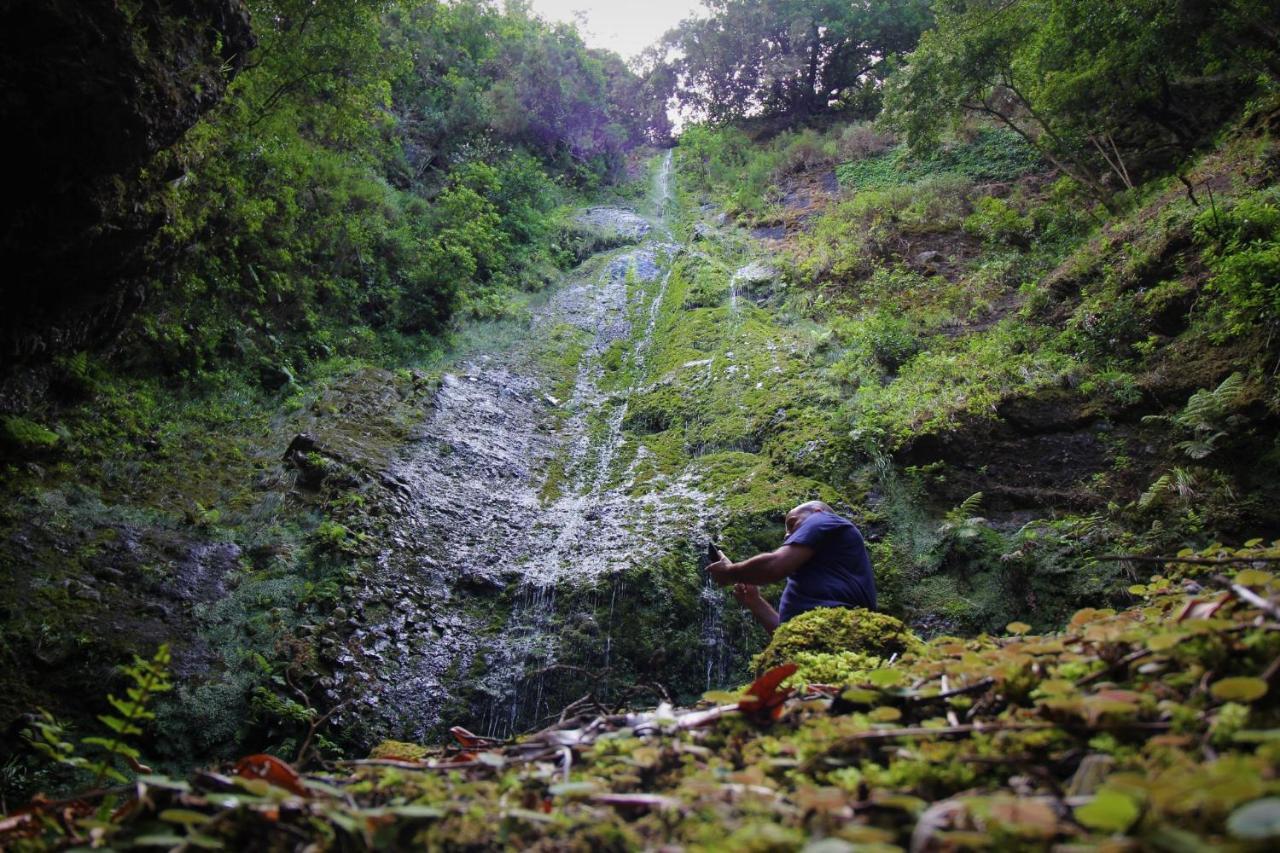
{"left": 784, "top": 500, "right": 833, "bottom": 536}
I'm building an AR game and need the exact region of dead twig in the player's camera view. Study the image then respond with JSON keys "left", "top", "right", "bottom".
{"left": 1213, "top": 574, "right": 1280, "bottom": 620}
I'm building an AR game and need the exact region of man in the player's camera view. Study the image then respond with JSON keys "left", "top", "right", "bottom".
{"left": 706, "top": 501, "right": 875, "bottom": 634}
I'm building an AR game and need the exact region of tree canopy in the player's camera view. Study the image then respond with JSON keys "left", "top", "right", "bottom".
{"left": 881, "top": 0, "right": 1280, "bottom": 203}
{"left": 659, "top": 0, "right": 934, "bottom": 123}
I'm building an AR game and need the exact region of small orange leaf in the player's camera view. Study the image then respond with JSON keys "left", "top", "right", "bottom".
{"left": 740, "top": 663, "right": 798, "bottom": 723}
{"left": 233, "top": 753, "right": 309, "bottom": 797}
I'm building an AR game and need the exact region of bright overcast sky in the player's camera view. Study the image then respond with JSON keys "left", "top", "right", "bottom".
{"left": 528, "top": 1, "right": 704, "bottom": 61}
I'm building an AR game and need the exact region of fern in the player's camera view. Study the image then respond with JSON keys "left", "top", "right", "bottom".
{"left": 1143, "top": 372, "right": 1249, "bottom": 459}
{"left": 1139, "top": 474, "right": 1172, "bottom": 509}
{"left": 24, "top": 644, "right": 172, "bottom": 786}
{"left": 940, "top": 492, "right": 986, "bottom": 539}
{"left": 945, "top": 492, "right": 984, "bottom": 523}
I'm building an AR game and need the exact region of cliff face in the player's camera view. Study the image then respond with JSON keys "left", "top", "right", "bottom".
{"left": 0, "top": 0, "right": 254, "bottom": 378}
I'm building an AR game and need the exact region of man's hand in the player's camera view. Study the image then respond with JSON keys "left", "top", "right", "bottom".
{"left": 706, "top": 548, "right": 735, "bottom": 586}
{"left": 732, "top": 583, "right": 764, "bottom": 606}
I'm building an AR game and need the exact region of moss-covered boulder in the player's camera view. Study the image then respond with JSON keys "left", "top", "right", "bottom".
{"left": 369, "top": 740, "right": 429, "bottom": 761}
{"left": 753, "top": 607, "right": 923, "bottom": 677}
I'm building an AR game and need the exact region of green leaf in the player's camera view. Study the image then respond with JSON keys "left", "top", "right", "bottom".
{"left": 185, "top": 833, "right": 225, "bottom": 850}
{"left": 1075, "top": 787, "right": 1140, "bottom": 833}
{"left": 1210, "top": 677, "right": 1268, "bottom": 703}
{"left": 1005, "top": 621, "right": 1031, "bottom": 635}
{"left": 1146, "top": 633, "right": 1184, "bottom": 652}
{"left": 1233, "top": 729, "right": 1280, "bottom": 743}
{"left": 867, "top": 669, "right": 904, "bottom": 688}
{"left": 388, "top": 805, "right": 445, "bottom": 819}
{"left": 132, "top": 834, "right": 188, "bottom": 847}
{"left": 159, "top": 808, "right": 212, "bottom": 825}
{"left": 1228, "top": 798, "right": 1280, "bottom": 840}
{"left": 1234, "top": 569, "right": 1274, "bottom": 587}
{"left": 840, "top": 688, "right": 879, "bottom": 705}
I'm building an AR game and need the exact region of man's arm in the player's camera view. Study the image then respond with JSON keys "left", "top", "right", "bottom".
{"left": 707, "top": 544, "right": 814, "bottom": 586}
{"left": 732, "top": 583, "right": 781, "bottom": 634}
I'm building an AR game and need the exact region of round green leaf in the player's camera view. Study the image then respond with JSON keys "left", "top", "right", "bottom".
{"left": 867, "top": 669, "right": 904, "bottom": 688}
{"left": 868, "top": 706, "right": 902, "bottom": 722}
{"left": 1075, "top": 788, "right": 1140, "bottom": 833}
{"left": 1146, "top": 632, "right": 1184, "bottom": 652}
{"left": 1227, "top": 797, "right": 1280, "bottom": 840}
{"left": 1006, "top": 621, "right": 1031, "bottom": 635}
{"left": 1211, "top": 677, "right": 1269, "bottom": 703}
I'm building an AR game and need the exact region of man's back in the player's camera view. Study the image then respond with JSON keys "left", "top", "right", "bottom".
{"left": 777, "top": 512, "right": 875, "bottom": 623}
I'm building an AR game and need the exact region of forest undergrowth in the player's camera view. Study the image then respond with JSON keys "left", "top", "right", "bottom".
{"left": 5, "top": 548, "right": 1280, "bottom": 850}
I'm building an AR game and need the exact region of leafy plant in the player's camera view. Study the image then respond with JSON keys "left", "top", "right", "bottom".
{"left": 964, "top": 196, "right": 1033, "bottom": 245}
{"left": 1143, "top": 372, "right": 1250, "bottom": 459}
{"left": 25, "top": 644, "right": 172, "bottom": 786}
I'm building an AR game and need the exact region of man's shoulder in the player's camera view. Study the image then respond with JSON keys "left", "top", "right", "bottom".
{"left": 808, "top": 512, "right": 858, "bottom": 533}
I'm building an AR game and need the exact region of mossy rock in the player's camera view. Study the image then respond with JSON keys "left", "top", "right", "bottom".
{"left": 753, "top": 607, "right": 923, "bottom": 674}
{"left": 369, "top": 739, "right": 429, "bottom": 761}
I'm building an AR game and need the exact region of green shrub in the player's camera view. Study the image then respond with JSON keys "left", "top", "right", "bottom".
{"left": 829, "top": 310, "right": 924, "bottom": 387}
{"left": 1195, "top": 186, "right": 1280, "bottom": 341}
{"left": 964, "top": 196, "right": 1033, "bottom": 245}
{"left": 836, "top": 128, "right": 1041, "bottom": 191}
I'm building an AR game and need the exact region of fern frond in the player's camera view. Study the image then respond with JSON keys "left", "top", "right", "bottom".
{"left": 1172, "top": 467, "right": 1198, "bottom": 497}
{"left": 1213, "top": 371, "right": 1245, "bottom": 404}
{"left": 945, "top": 492, "right": 984, "bottom": 523}
{"left": 1139, "top": 474, "right": 1172, "bottom": 509}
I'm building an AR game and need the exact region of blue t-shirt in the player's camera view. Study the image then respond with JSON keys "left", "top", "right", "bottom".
{"left": 777, "top": 512, "right": 876, "bottom": 623}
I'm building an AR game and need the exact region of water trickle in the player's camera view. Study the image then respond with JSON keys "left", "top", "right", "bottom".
{"left": 327, "top": 150, "right": 735, "bottom": 741}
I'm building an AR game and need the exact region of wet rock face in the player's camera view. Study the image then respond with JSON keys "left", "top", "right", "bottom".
{"left": 574, "top": 207, "right": 652, "bottom": 243}
{"left": 321, "top": 156, "right": 737, "bottom": 742}
{"left": 0, "top": 0, "right": 254, "bottom": 368}
{"left": 731, "top": 260, "right": 783, "bottom": 305}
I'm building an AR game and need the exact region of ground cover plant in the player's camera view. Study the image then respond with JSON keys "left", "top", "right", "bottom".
{"left": 5, "top": 554, "right": 1280, "bottom": 850}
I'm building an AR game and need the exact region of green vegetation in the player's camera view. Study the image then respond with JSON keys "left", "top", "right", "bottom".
{"left": 24, "top": 644, "right": 172, "bottom": 788}
{"left": 4, "top": 0, "right": 1280, "bottom": 846}
{"left": 836, "top": 128, "right": 1043, "bottom": 190}
{"left": 657, "top": 0, "right": 933, "bottom": 121}
{"left": 8, "top": 559, "right": 1280, "bottom": 850}
{"left": 140, "top": 0, "right": 663, "bottom": 382}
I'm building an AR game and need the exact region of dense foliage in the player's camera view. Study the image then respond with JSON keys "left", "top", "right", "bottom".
{"left": 657, "top": 0, "right": 934, "bottom": 122}
{"left": 139, "top": 0, "right": 661, "bottom": 383}
{"left": 882, "top": 0, "right": 1280, "bottom": 205}
{"left": 4, "top": 1, "right": 1280, "bottom": 847}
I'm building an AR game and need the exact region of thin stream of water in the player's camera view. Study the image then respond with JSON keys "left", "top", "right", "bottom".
{"left": 324, "top": 149, "right": 745, "bottom": 741}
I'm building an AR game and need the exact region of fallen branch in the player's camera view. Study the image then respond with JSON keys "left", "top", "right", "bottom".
{"left": 1213, "top": 574, "right": 1280, "bottom": 620}
{"left": 1096, "top": 554, "right": 1280, "bottom": 565}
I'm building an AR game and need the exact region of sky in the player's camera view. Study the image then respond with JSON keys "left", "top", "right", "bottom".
{"left": 527, "top": 0, "right": 703, "bottom": 61}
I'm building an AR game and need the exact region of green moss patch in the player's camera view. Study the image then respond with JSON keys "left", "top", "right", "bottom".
{"left": 754, "top": 607, "right": 924, "bottom": 675}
